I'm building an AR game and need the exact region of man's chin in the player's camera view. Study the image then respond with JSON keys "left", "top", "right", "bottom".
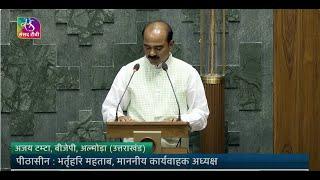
{"left": 148, "top": 59, "right": 160, "bottom": 65}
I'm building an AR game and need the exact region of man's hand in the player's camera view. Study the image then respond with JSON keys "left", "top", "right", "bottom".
{"left": 163, "top": 117, "right": 180, "bottom": 122}
{"left": 118, "top": 116, "right": 135, "bottom": 122}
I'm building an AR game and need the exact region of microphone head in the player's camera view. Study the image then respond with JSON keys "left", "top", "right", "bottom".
{"left": 161, "top": 62, "right": 168, "bottom": 71}
{"left": 133, "top": 63, "right": 140, "bottom": 71}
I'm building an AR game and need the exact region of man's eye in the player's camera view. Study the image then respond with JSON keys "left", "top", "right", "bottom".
{"left": 156, "top": 47, "right": 162, "bottom": 51}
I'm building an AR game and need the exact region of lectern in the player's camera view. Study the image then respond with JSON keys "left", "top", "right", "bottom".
{"left": 106, "top": 122, "right": 190, "bottom": 154}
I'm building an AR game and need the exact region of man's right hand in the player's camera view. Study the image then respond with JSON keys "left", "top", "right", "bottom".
{"left": 118, "top": 116, "right": 134, "bottom": 122}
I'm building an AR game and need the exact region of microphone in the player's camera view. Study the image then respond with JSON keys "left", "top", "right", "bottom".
{"left": 115, "top": 63, "right": 140, "bottom": 121}
{"left": 161, "top": 62, "right": 181, "bottom": 121}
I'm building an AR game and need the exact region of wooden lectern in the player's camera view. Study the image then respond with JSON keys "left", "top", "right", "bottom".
{"left": 106, "top": 122, "right": 190, "bottom": 154}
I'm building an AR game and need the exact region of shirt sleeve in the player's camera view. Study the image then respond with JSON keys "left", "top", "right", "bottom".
{"left": 181, "top": 68, "right": 210, "bottom": 132}
{"left": 101, "top": 66, "right": 130, "bottom": 122}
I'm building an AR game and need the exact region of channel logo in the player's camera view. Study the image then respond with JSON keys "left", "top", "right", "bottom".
{"left": 17, "top": 17, "right": 41, "bottom": 39}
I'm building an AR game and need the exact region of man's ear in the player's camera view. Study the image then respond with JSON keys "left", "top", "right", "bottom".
{"left": 169, "top": 40, "right": 174, "bottom": 49}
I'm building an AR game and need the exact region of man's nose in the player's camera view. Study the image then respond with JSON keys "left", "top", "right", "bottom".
{"left": 149, "top": 49, "right": 156, "bottom": 56}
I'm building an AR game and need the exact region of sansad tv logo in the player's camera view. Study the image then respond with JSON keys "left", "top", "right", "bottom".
{"left": 17, "top": 17, "right": 41, "bottom": 39}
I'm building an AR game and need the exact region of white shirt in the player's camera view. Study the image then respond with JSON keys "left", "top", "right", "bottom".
{"left": 102, "top": 54, "right": 209, "bottom": 132}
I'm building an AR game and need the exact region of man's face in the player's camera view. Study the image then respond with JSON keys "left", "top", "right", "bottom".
{"left": 143, "top": 28, "right": 173, "bottom": 66}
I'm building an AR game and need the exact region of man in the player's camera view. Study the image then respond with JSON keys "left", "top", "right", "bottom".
{"left": 101, "top": 20, "right": 209, "bottom": 147}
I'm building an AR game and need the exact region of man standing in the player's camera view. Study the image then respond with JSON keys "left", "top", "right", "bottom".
{"left": 102, "top": 20, "right": 209, "bottom": 147}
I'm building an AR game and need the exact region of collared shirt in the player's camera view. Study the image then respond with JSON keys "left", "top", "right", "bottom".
{"left": 102, "top": 54, "right": 209, "bottom": 132}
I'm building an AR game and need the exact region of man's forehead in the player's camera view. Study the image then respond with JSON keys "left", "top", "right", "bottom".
{"left": 146, "top": 22, "right": 168, "bottom": 31}
{"left": 144, "top": 32, "right": 167, "bottom": 43}
{"left": 143, "top": 41, "right": 165, "bottom": 47}
{"left": 151, "top": 28, "right": 161, "bottom": 34}
{"left": 145, "top": 27, "right": 166, "bottom": 37}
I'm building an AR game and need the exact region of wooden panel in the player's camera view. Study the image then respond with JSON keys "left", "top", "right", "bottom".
{"left": 274, "top": 9, "right": 301, "bottom": 154}
{"left": 299, "top": 10, "right": 320, "bottom": 171}
{"left": 274, "top": 9, "right": 320, "bottom": 170}
{"left": 200, "top": 81, "right": 225, "bottom": 153}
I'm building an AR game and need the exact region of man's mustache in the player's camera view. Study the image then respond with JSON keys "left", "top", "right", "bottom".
{"left": 148, "top": 56, "right": 159, "bottom": 60}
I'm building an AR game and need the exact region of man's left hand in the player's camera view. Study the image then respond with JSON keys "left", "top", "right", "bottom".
{"left": 164, "top": 118, "right": 180, "bottom": 122}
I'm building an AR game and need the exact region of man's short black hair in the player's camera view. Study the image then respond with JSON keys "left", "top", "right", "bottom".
{"left": 142, "top": 20, "right": 173, "bottom": 43}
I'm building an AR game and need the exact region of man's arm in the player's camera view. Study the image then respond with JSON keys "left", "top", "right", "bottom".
{"left": 101, "top": 66, "right": 130, "bottom": 122}
{"left": 181, "top": 68, "right": 210, "bottom": 132}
